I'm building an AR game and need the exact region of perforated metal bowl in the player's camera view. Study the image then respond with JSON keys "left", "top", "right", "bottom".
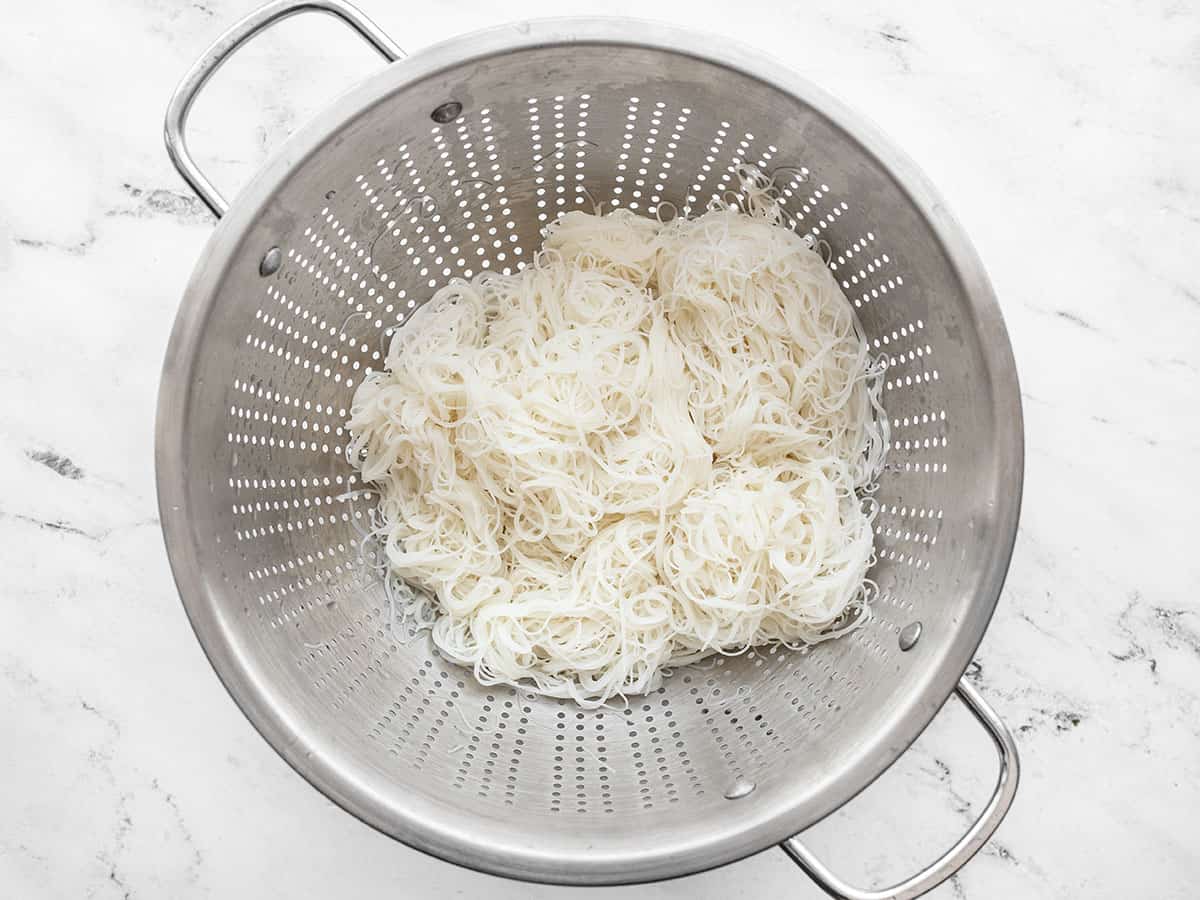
{"left": 157, "top": 2, "right": 1023, "bottom": 896}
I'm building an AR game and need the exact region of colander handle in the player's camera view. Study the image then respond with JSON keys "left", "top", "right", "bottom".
{"left": 780, "top": 678, "right": 1020, "bottom": 900}
{"left": 163, "top": 0, "right": 403, "bottom": 218}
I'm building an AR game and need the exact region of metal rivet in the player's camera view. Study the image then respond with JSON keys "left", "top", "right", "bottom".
{"left": 431, "top": 101, "right": 463, "bottom": 124}
{"left": 724, "top": 779, "right": 756, "bottom": 800}
{"left": 259, "top": 246, "right": 282, "bottom": 277}
{"left": 898, "top": 621, "right": 923, "bottom": 651}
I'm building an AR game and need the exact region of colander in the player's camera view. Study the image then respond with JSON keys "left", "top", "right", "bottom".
{"left": 157, "top": 2, "right": 1024, "bottom": 896}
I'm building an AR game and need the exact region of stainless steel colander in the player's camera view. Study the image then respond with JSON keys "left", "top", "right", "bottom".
{"left": 157, "top": 2, "right": 1023, "bottom": 896}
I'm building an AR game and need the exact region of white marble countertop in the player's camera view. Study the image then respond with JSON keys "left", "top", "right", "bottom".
{"left": 2, "top": 0, "right": 1197, "bottom": 897}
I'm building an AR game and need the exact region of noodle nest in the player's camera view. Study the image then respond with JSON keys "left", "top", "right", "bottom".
{"left": 348, "top": 185, "right": 887, "bottom": 706}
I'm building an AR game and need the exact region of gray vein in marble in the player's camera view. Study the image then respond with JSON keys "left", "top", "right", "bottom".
{"left": 14, "top": 231, "right": 97, "bottom": 256}
{"left": 26, "top": 448, "right": 85, "bottom": 479}
{"left": 982, "top": 840, "right": 1018, "bottom": 867}
{"left": 150, "top": 779, "right": 205, "bottom": 885}
{"left": 1119, "top": 246, "right": 1200, "bottom": 315}
{"left": 108, "top": 183, "right": 212, "bottom": 225}
{"left": 8, "top": 513, "right": 99, "bottom": 539}
{"left": 94, "top": 793, "right": 134, "bottom": 900}
{"left": 1109, "top": 591, "right": 1200, "bottom": 680}
{"left": 144, "top": 0, "right": 225, "bottom": 40}
{"left": 874, "top": 23, "right": 914, "bottom": 72}
{"left": 1162, "top": 204, "right": 1200, "bottom": 226}
{"left": 1014, "top": 696, "right": 1087, "bottom": 738}
{"left": 75, "top": 698, "right": 134, "bottom": 900}
{"left": 927, "top": 757, "right": 973, "bottom": 817}
{"left": 1, "top": 656, "right": 46, "bottom": 698}
{"left": 1151, "top": 606, "right": 1200, "bottom": 657}
{"left": 1016, "top": 611, "right": 1064, "bottom": 642}
{"left": 1146, "top": 354, "right": 1198, "bottom": 375}
{"left": 981, "top": 834, "right": 1052, "bottom": 886}
{"left": 1, "top": 841, "right": 50, "bottom": 868}
{"left": 964, "top": 659, "right": 983, "bottom": 686}
{"left": 1085, "top": 415, "right": 1167, "bottom": 450}
{"left": 1174, "top": 284, "right": 1199, "bottom": 308}
{"left": 958, "top": 652, "right": 1090, "bottom": 739}
{"left": 1111, "top": 595, "right": 1160, "bottom": 676}
{"left": 1052, "top": 309, "right": 1096, "bottom": 331}
{"left": 1, "top": 512, "right": 159, "bottom": 542}
{"left": 1022, "top": 307, "right": 1112, "bottom": 341}
{"left": 1021, "top": 391, "right": 1193, "bottom": 452}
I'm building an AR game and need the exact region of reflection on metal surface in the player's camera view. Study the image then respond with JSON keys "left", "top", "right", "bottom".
{"left": 724, "top": 779, "right": 757, "bottom": 800}
{"left": 258, "top": 246, "right": 282, "bottom": 277}
{"left": 899, "top": 621, "right": 924, "bottom": 652}
{"left": 431, "top": 100, "right": 464, "bottom": 124}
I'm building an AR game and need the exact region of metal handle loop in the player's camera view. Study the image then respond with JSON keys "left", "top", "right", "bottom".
{"left": 781, "top": 678, "right": 1020, "bottom": 900}
{"left": 163, "top": 0, "right": 403, "bottom": 218}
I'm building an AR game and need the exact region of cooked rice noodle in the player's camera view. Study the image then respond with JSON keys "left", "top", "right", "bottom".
{"left": 347, "top": 180, "right": 887, "bottom": 706}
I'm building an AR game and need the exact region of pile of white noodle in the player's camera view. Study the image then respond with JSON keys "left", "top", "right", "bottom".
{"left": 347, "top": 180, "right": 887, "bottom": 706}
